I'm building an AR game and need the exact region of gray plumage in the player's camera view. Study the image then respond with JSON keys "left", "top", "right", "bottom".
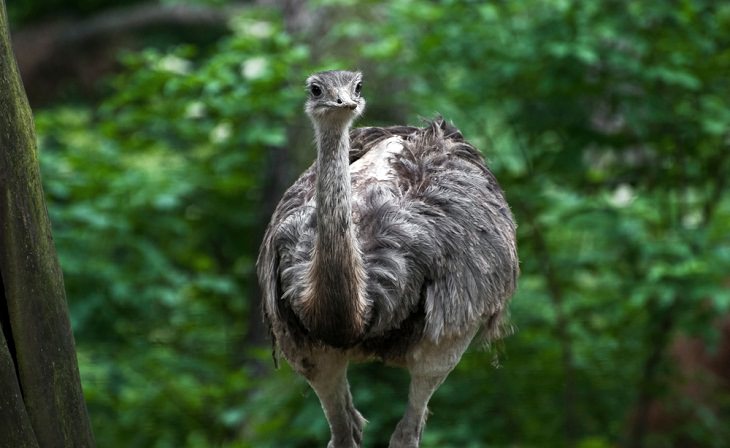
{"left": 257, "top": 70, "right": 518, "bottom": 448}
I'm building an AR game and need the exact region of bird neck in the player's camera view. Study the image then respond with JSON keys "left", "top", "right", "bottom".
{"left": 314, "top": 123, "right": 355, "bottom": 247}
{"left": 306, "top": 121, "right": 369, "bottom": 347}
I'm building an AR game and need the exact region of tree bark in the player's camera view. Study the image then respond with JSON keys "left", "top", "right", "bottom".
{"left": 0, "top": 0, "right": 95, "bottom": 446}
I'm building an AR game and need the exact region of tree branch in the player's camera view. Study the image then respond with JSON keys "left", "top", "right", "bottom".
{"left": 11, "top": 2, "right": 241, "bottom": 104}
{"left": 521, "top": 204, "right": 578, "bottom": 447}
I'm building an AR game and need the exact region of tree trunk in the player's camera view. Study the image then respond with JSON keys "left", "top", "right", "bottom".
{"left": 626, "top": 299, "right": 677, "bottom": 448}
{"left": 0, "top": 0, "right": 95, "bottom": 446}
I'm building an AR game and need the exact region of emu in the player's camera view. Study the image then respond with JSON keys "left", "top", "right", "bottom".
{"left": 257, "top": 70, "right": 518, "bottom": 448}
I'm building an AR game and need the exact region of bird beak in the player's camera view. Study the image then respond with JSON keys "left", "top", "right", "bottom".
{"left": 335, "top": 90, "right": 358, "bottom": 110}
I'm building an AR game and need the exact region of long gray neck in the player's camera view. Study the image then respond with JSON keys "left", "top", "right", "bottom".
{"left": 304, "top": 121, "right": 368, "bottom": 347}
{"left": 314, "top": 124, "right": 355, "bottom": 249}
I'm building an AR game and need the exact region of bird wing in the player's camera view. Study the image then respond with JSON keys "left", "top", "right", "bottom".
{"left": 352, "top": 118, "right": 519, "bottom": 342}
{"left": 258, "top": 119, "right": 519, "bottom": 350}
{"left": 349, "top": 125, "right": 418, "bottom": 163}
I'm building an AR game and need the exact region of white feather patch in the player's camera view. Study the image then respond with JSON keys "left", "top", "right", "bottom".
{"left": 350, "top": 136, "right": 404, "bottom": 181}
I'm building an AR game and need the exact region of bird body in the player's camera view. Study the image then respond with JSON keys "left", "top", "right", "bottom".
{"left": 257, "top": 70, "right": 518, "bottom": 447}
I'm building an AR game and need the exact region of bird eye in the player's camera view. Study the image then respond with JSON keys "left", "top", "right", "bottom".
{"left": 310, "top": 84, "right": 322, "bottom": 97}
{"left": 355, "top": 82, "right": 362, "bottom": 95}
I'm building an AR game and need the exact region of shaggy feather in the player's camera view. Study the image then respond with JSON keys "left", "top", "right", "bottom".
{"left": 258, "top": 117, "right": 518, "bottom": 359}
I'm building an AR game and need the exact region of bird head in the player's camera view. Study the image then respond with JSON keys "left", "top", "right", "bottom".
{"left": 305, "top": 70, "right": 365, "bottom": 125}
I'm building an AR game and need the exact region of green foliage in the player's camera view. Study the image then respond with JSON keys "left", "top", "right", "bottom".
{"left": 32, "top": 0, "right": 730, "bottom": 447}
{"left": 39, "top": 10, "right": 311, "bottom": 447}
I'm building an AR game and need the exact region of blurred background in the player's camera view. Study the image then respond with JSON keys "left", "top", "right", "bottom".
{"left": 7, "top": 0, "right": 730, "bottom": 447}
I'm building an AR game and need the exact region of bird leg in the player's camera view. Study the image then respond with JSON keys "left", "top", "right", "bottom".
{"left": 388, "top": 371, "right": 448, "bottom": 448}
{"left": 389, "top": 328, "right": 478, "bottom": 448}
{"left": 304, "top": 351, "right": 365, "bottom": 448}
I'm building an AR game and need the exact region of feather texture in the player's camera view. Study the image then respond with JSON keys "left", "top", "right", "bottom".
{"left": 257, "top": 117, "right": 518, "bottom": 361}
